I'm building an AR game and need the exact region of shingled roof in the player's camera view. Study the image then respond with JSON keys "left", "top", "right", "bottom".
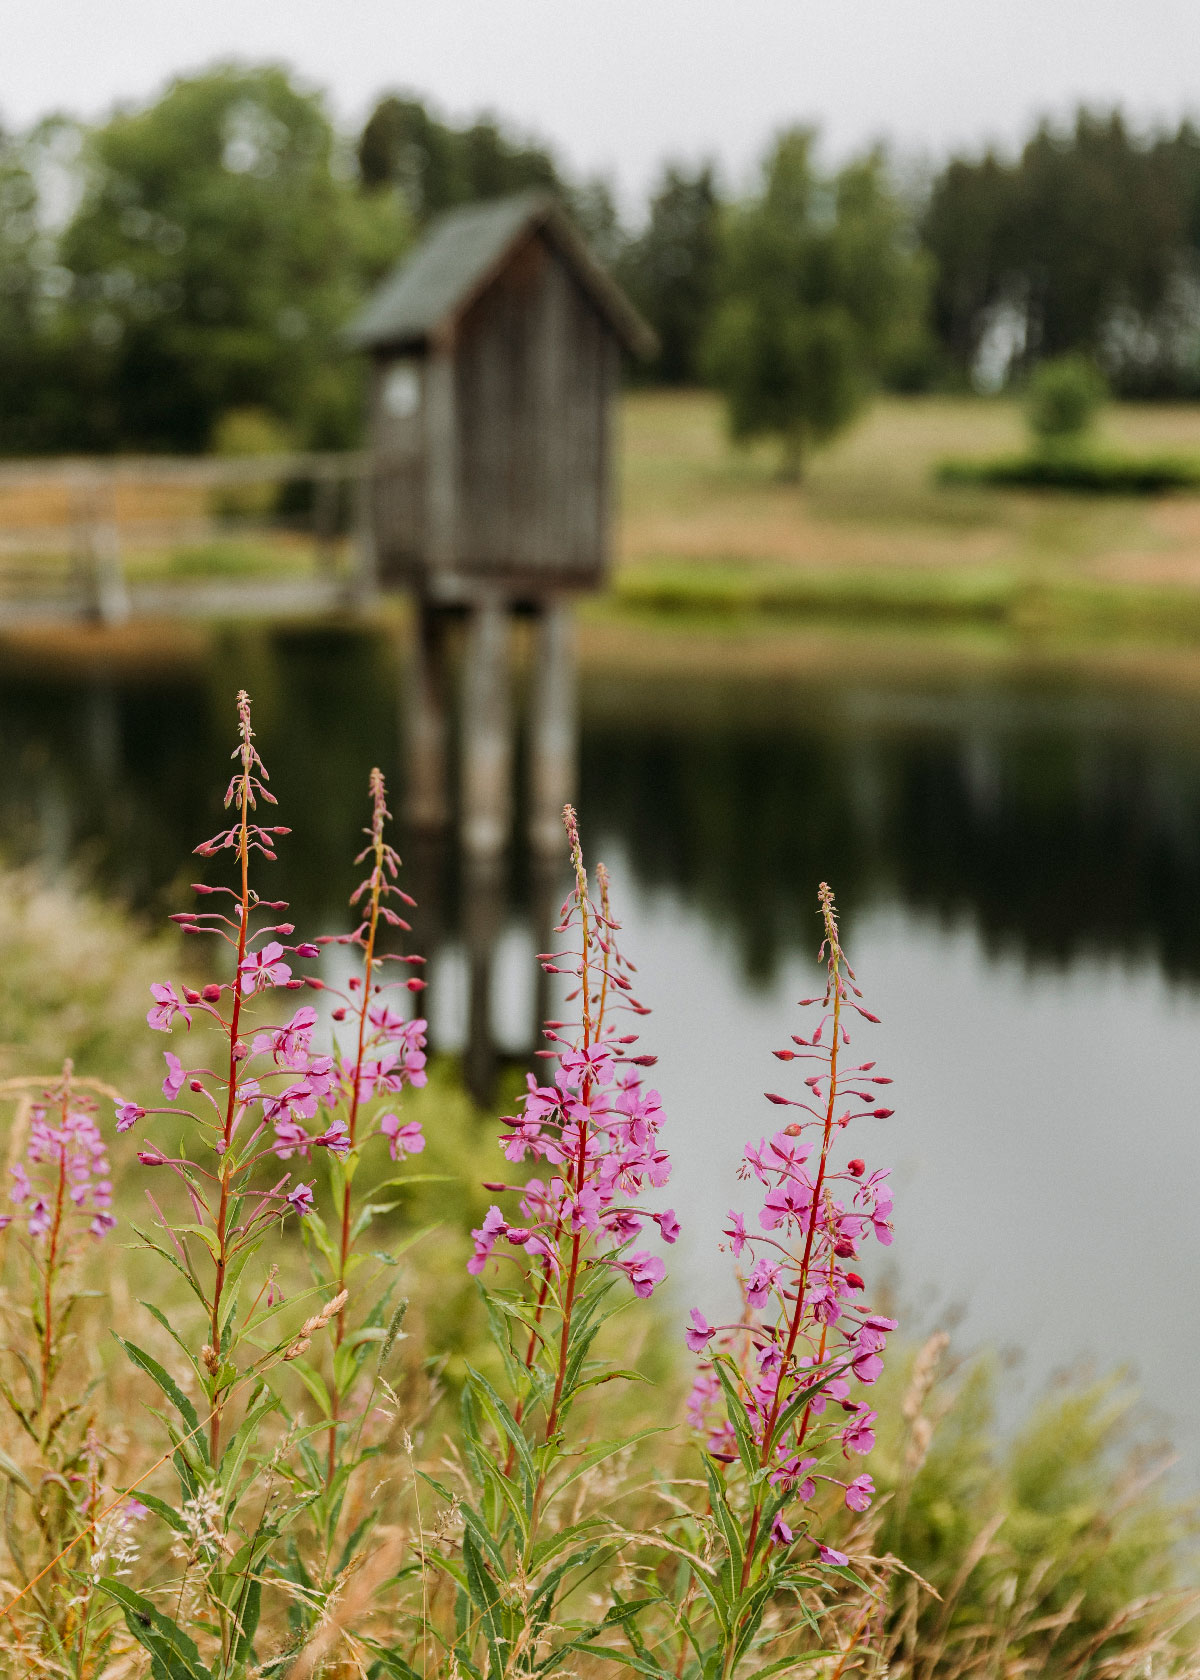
{"left": 345, "top": 190, "right": 656, "bottom": 358}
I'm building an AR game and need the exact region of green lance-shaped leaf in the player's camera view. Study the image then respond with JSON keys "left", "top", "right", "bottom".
{"left": 97, "top": 1578, "right": 214, "bottom": 1680}
{"left": 461, "top": 1527, "right": 508, "bottom": 1680}
{"left": 709, "top": 1357, "right": 761, "bottom": 1484}
{"left": 465, "top": 1365, "right": 537, "bottom": 1501}
{"left": 114, "top": 1335, "right": 208, "bottom": 1464}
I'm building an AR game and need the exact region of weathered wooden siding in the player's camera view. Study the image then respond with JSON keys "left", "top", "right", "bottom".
{"left": 450, "top": 230, "right": 614, "bottom": 590}
{"left": 368, "top": 355, "right": 427, "bottom": 582}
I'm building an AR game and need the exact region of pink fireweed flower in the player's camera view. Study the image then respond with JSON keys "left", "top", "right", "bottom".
{"left": 770, "top": 1455, "right": 817, "bottom": 1500}
{"left": 844, "top": 1473, "right": 875, "bottom": 1512}
{"left": 468, "top": 1205, "right": 508, "bottom": 1275}
{"left": 685, "top": 884, "right": 896, "bottom": 1583}
{"left": 686, "top": 1309, "right": 716, "bottom": 1352}
{"left": 468, "top": 813, "right": 674, "bottom": 1306}
{"left": 312, "top": 1118, "right": 350, "bottom": 1157}
{"left": 162, "top": 1053, "right": 185, "bottom": 1100}
{"left": 619, "top": 1250, "right": 666, "bottom": 1299}
{"left": 147, "top": 982, "right": 192, "bottom": 1033}
{"left": 841, "top": 1407, "right": 876, "bottom": 1455}
{"left": 238, "top": 941, "right": 292, "bottom": 995}
{"left": 379, "top": 1112, "right": 424, "bottom": 1159}
{"left": 253, "top": 1006, "right": 318, "bottom": 1067}
{"left": 287, "top": 1182, "right": 315, "bottom": 1216}
{"left": 746, "top": 1258, "right": 781, "bottom": 1308}
{"left": 115, "top": 1102, "right": 146, "bottom": 1133}
{"left": 271, "top": 1117, "right": 312, "bottom": 1160}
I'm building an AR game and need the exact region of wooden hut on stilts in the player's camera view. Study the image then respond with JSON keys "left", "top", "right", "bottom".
{"left": 347, "top": 190, "right": 655, "bottom": 860}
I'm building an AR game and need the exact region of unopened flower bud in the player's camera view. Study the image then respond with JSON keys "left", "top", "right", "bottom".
{"left": 784, "top": 1123, "right": 803, "bottom": 1137}
{"left": 189, "top": 1078, "right": 204, "bottom": 1093}
{"left": 232, "top": 1041, "right": 249, "bottom": 1060}
{"left": 182, "top": 987, "right": 201, "bottom": 1004}
{"left": 845, "top": 1272, "right": 865, "bottom": 1291}
{"left": 138, "top": 1148, "right": 166, "bottom": 1165}
{"left": 202, "top": 984, "right": 221, "bottom": 1002}
{"left": 834, "top": 1239, "right": 856, "bottom": 1258}
{"left": 406, "top": 978, "right": 427, "bottom": 992}
{"left": 482, "top": 1182, "right": 507, "bottom": 1192}
{"left": 303, "top": 977, "right": 325, "bottom": 989}
{"left": 847, "top": 1158, "right": 865, "bottom": 1177}
{"left": 285, "top": 979, "right": 303, "bottom": 989}
{"left": 294, "top": 943, "right": 319, "bottom": 959}
{"left": 331, "top": 1008, "right": 347, "bottom": 1022}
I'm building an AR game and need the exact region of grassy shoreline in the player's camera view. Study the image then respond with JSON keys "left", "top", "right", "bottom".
{"left": 9, "top": 389, "right": 1200, "bottom": 690}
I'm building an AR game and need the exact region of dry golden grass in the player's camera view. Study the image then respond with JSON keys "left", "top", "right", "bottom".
{"left": 617, "top": 390, "right": 1200, "bottom": 590}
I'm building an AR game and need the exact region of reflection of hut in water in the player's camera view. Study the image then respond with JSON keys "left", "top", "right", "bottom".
{"left": 347, "top": 192, "right": 655, "bottom": 860}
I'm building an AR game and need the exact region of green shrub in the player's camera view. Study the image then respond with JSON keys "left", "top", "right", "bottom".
{"left": 1026, "top": 353, "right": 1108, "bottom": 446}
{"left": 938, "top": 451, "right": 1200, "bottom": 493}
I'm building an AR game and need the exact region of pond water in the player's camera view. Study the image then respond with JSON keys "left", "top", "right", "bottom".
{"left": 3, "top": 625, "right": 1200, "bottom": 1467}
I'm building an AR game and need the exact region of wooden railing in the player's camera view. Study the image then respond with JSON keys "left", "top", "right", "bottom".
{"left": 0, "top": 451, "right": 371, "bottom": 625}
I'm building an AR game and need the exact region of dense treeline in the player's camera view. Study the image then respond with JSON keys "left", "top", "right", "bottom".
{"left": 2, "top": 63, "right": 1200, "bottom": 456}
{"left": 925, "top": 111, "right": 1200, "bottom": 396}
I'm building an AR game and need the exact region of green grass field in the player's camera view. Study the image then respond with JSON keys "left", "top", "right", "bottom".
{"left": 614, "top": 390, "right": 1200, "bottom": 633}
{"left": 9, "top": 389, "right": 1200, "bottom": 648}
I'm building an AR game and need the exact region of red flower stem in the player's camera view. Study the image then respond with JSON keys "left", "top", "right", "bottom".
{"left": 738, "top": 943, "right": 844, "bottom": 1602}
{"left": 326, "top": 805, "right": 386, "bottom": 1486}
{"left": 531, "top": 828, "right": 596, "bottom": 1521}
{"left": 208, "top": 741, "right": 252, "bottom": 1464}
{"left": 38, "top": 1082, "right": 70, "bottom": 1426}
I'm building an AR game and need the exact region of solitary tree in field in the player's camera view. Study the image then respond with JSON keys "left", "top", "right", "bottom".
{"left": 706, "top": 130, "right": 928, "bottom": 480}
{"left": 1025, "top": 352, "right": 1108, "bottom": 449}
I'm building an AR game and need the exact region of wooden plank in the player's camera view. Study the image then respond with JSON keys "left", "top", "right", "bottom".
{"left": 0, "top": 452, "right": 366, "bottom": 490}
{"left": 423, "top": 348, "right": 458, "bottom": 575}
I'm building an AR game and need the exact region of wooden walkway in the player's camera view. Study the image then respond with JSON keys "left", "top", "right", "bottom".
{"left": 0, "top": 452, "right": 372, "bottom": 625}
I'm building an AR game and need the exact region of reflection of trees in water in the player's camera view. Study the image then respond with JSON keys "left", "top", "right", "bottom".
{"left": 4, "top": 635, "right": 1200, "bottom": 986}
{"left": 580, "top": 687, "right": 1200, "bottom": 986}
{"left": 0, "top": 631, "right": 405, "bottom": 931}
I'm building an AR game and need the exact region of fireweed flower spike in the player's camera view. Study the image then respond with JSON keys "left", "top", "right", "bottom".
{"left": 468, "top": 812, "right": 674, "bottom": 1320}
{"left": 295, "top": 767, "right": 429, "bottom": 1498}
{"left": 439, "top": 809, "right": 675, "bottom": 1680}
{"left": 0, "top": 1069, "right": 136, "bottom": 1668}
{"left": 111, "top": 691, "right": 350, "bottom": 1666}
{"left": 681, "top": 884, "right": 897, "bottom": 1678}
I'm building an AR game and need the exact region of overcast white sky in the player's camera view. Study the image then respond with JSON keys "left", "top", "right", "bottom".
{"left": 5, "top": 0, "right": 1200, "bottom": 211}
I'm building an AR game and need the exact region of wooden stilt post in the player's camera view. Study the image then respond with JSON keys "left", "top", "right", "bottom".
{"left": 351, "top": 463, "right": 378, "bottom": 607}
{"left": 462, "top": 857, "right": 504, "bottom": 1105}
{"left": 461, "top": 594, "right": 513, "bottom": 860}
{"left": 528, "top": 852, "right": 561, "bottom": 1058}
{"left": 313, "top": 466, "right": 339, "bottom": 576}
{"left": 71, "top": 472, "right": 129, "bottom": 626}
{"left": 527, "top": 596, "right": 577, "bottom": 856}
{"left": 405, "top": 601, "right": 452, "bottom": 833}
